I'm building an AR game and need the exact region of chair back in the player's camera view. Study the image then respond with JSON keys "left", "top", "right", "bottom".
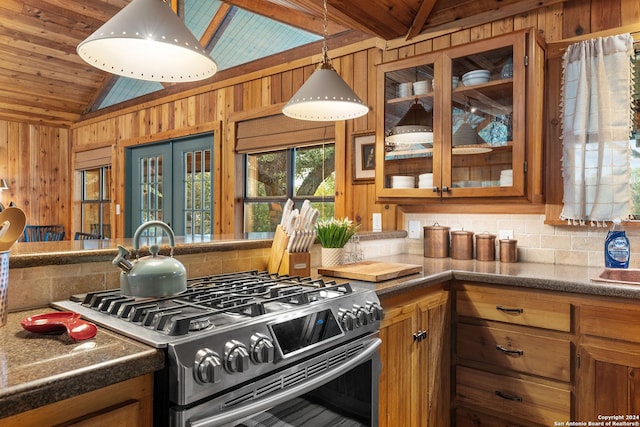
{"left": 23, "top": 225, "right": 65, "bottom": 242}
{"left": 74, "top": 232, "right": 101, "bottom": 240}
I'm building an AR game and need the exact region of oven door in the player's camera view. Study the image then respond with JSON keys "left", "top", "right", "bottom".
{"left": 171, "top": 332, "right": 380, "bottom": 427}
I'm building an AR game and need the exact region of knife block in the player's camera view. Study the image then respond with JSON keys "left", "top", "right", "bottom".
{"left": 278, "top": 251, "right": 311, "bottom": 277}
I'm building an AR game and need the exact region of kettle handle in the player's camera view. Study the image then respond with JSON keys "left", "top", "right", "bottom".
{"left": 133, "top": 221, "right": 176, "bottom": 252}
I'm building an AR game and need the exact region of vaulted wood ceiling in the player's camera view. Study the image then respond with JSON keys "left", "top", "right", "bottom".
{"left": 0, "top": 0, "right": 568, "bottom": 127}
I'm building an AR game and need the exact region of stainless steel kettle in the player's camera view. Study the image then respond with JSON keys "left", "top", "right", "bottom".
{"left": 112, "top": 220, "right": 187, "bottom": 297}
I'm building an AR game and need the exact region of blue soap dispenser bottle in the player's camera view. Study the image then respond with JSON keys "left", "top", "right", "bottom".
{"left": 604, "top": 219, "right": 630, "bottom": 268}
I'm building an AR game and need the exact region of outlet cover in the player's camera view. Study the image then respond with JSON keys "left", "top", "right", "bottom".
{"left": 499, "top": 229, "right": 514, "bottom": 240}
{"left": 408, "top": 220, "right": 421, "bottom": 238}
{"left": 372, "top": 213, "right": 382, "bottom": 232}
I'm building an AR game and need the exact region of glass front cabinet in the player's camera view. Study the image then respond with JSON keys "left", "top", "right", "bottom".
{"left": 375, "top": 29, "right": 545, "bottom": 203}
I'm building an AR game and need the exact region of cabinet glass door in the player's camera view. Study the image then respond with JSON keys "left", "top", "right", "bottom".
{"left": 443, "top": 34, "right": 525, "bottom": 197}
{"left": 379, "top": 53, "right": 441, "bottom": 197}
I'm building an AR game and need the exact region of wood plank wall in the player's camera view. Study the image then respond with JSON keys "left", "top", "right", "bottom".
{"left": 0, "top": 121, "right": 69, "bottom": 234}
{"left": 2, "top": 0, "right": 637, "bottom": 238}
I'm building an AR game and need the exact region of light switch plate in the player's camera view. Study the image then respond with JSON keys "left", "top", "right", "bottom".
{"left": 408, "top": 220, "right": 421, "bottom": 238}
{"left": 372, "top": 213, "right": 382, "bottom": 232}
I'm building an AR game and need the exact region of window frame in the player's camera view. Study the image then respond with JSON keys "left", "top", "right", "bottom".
{"left": 243, "top": 143, "right": 336, "bottom": 233}
{"left": 79, "top": 165, "right": 111, "bottom": 238}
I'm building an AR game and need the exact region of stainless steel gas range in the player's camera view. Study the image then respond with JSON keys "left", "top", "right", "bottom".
{"left": 53, "top": 270, "right": 383, "bottom": 427}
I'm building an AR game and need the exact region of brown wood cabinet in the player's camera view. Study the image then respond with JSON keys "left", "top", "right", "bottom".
{"left": 380, "top": 278, "right": 640, "bottom": 426}
{"left": 1, "top": 374, "right": 154, "bottom": 427}
{"left": 453, "top": 283, "right": 572, "bottom": 426}
{"left": 375, "top": 28, "right": 545, "bottom": 205}
{"left": 575, "top": 300, "right": 640, "bottom": 421}
{"left": 378, "top": 284, "right": 450, "bottom": 427}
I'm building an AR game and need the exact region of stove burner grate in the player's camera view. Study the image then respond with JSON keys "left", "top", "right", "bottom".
{"left": 76, "top": 271, "right": 352, "bottom": 336}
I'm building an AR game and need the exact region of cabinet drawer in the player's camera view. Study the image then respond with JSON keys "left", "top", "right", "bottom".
{"left": 456, "top": 366, "right": 570, "bottom": 425}
{"left": 456, "top": 286, "right": 571, "bottom": 331}
{"left": 455, "top": 407, "right": 539, "bottom": 427}
{"left": 581, "top": 303, "right": 640, "bottom": 343}
{"left": 457, "top": 323, "right": 571, "bottom": 381}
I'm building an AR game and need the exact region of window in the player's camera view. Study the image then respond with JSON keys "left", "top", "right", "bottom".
{"left": 80, "top": 166, "right": 111, "bottom": 238}
{"left": 244, "top": 143, "right": 335, "bottom": 232}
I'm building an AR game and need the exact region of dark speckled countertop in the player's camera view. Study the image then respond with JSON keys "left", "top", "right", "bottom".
{"left": 0, "top": 308, "right": 164, "bottom": 419}
{"left": 322, "top": 254, "right": 640, "bottom": 301}
{"left": 7, "top": 231, "right": 406, "bottom": 268}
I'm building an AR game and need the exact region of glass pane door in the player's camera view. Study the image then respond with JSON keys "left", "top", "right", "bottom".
{"left": 128, "top": 134, "right": 214, "bottom": 237}
{"left": 173, "top": 135, "right": 214, "bottom": 236}
{"left": 129, "top": 144, "right": 172, "bottom": 236}
{"left": 443, "top": 33, "right": 525, "bottom": 197}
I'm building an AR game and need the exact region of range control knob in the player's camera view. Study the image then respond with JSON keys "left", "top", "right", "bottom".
{"left": 250, "top": 333, "right": 275, "bottom": 364}
{"left": 366, "top": 301, "right": 384, "bottom": 321}
{"left": 339, "top": 308, "right": 358, "bottom": 331}
{"left": 353, "top": 304, "right": 374, "bottom": 326}
{"left": 224, "top": 340, "right": 250, "bottom": 373}
{"left": 194, "top": 348, "right": 223, "bottom": 384}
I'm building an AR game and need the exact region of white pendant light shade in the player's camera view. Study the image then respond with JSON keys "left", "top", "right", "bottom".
{"left": 283, "top": 62, "right": 369, "bottom": 121}
{"left": 386, "top": 100, "right": 434, "bottom": 145}
{"left": 77, "top": 0, "right": 217, "bottom": 82}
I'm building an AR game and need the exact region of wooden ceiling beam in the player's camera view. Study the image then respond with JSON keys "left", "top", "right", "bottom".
{"left": 327, "top": 0, "right": 417, "bottom": 39}
{"left": 406, "top": 0, "right": 437, "bottom": 40}
{"left": 285, "top": 0, "right": 384, "bottom": 37}
{"left": 83, "top": 75, "right": 117, "bottom": 114}
{"left": 222, "top": 0, "right": 347, "bottom": 36}
{"left": 201, "top": 3, "right": 233, "bottom": 46}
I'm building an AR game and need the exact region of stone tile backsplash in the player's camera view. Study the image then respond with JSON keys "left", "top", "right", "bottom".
{"left": 403, "top": 213, "right": 640, "bottom": 268}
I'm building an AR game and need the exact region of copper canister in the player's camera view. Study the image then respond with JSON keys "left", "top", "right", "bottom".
{"left": 451, "top": 230, "right": 474, "bottom": 260}
{"left": 475, "top": 232, "right": 496, "bottom": 261}
{"left": 500, "top": 239, "right": 518, "bottom": 263}
{"left": 423, "top": 223, "right": 450, "bottom": 258}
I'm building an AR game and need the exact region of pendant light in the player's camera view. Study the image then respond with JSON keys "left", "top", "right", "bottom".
{"left": 282, "top": 0, "right": 369, "bottom": 121}
{"left": 452, "top": 99, "right": 492, "bottom": 155}
{"left": 386, "top": 99, "right": 434, "bottom": 145}
{"left": 77, "top": 0, "right": 217, "bottom": 82}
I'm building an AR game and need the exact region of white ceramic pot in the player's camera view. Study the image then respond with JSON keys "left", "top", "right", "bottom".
{"left": 321, "top": 247, "right": 345, "bottom": 267}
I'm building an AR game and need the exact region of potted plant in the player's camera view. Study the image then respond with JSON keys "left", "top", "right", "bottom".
{"left": 315, "top": 217, "right": 359, "bottom": 266}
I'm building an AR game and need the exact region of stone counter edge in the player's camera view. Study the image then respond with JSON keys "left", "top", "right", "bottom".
{"left": 8, "top": 231, "right": 406, "bottom": 268}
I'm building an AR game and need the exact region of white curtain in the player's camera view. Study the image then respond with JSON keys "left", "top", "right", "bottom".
{"left": 561, "top": 33, "right": 635, "bottom": 224}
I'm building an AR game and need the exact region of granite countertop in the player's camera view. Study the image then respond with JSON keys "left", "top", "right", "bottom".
{"left": 8, "top": 235, "right": 273, "bottom": 268}
{"left": 8, "top": 231, "right": 406, "bottom": 268}
{"left": 0, "top": 308, "right": 165, "bottom": 419}
{"left": 326, "top": 254, "right": 640, "bottom": 301}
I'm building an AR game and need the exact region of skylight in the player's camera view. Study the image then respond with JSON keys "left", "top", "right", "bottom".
{"left": 96, "top": 0, "right": 321, "bottom": 110}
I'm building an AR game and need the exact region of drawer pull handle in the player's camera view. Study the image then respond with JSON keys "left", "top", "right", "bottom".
{"left": 496, "top": 305, "right": 524, "bottom": 314}
{"left": 495, "top": 390, "right": 523, "bottom": 402}
{"left": 496, "top": 345, "right": 524, "bottom": 356}
{"left": 413, "top": 330, "right": 428, "bottom": 342}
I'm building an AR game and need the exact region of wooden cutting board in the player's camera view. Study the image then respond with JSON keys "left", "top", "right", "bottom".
{"left": 318, "top": 260, "right": 423, "bottom": 282}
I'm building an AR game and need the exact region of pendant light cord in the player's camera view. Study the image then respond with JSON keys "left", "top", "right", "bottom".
{"left": 320, "top": 0, "right": 332, "bottom": 68}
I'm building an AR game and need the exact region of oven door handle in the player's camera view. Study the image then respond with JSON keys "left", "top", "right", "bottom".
{"left": 188, "top": 337, "right": 381, "bottom": 427}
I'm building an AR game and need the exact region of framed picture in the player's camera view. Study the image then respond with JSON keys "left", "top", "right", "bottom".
{"left": 353, "top": 132, "right": 376, "bottom": 182}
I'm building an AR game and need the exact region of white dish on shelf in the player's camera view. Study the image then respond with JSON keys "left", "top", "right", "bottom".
{"left": 413, "top": 80, "right": 430, "bottom": 95}
{"left": 462, "top": 69, "right": 490, "bottom": 86}
{"left": 398, "top": 82, "right": 412, "bottom": 97}
{"left": 391, "top": 175, "right": 415, "bottom": 189}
